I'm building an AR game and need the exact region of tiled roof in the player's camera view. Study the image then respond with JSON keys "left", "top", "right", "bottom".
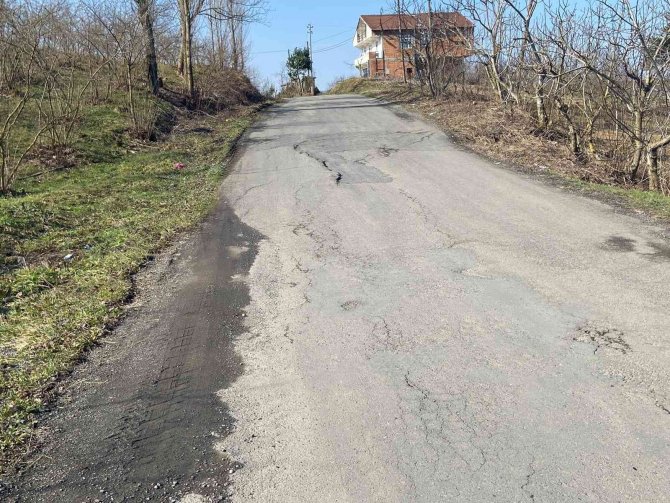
{"left": 360, "top": 12, "right": 473, "bottom": 31}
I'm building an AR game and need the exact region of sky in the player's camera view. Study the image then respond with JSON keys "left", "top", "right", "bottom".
{"left": 247, "top": 0, "right": 388, "bottom": 90}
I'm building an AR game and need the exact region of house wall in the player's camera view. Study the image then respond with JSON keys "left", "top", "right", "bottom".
{"left": 360, "top": 34, "right": 415, "bottom": 79}
{"left": 359, "top": 28, "right": 474, "bottom": 80}
{"left": 381, "top": 35, "right": 414, "bottom": 79}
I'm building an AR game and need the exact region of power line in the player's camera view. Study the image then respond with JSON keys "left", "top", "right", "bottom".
{"left": 251, "top": 34, "right": 351, "bottom": 57}
{"left": 314, "top": 29, "right": 350, "bottom": 43}
{"left": 313, "top": 38, "right": 351, "bottom": 53}
{"left": 252, "top": 49, "right": 291, "bottom": 55}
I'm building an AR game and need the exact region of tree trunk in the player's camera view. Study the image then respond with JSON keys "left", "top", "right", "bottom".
{"left": 630, "top": 108, "right": 644, "bottom": 181}
{"left": 127, "top": 61, "right": 136, "bottom": 130}
{"left": 177, "top": 0, "right": 195, "bottom": 99}
{"left": 178, "top": 34, "right": 185, "bottom": 76}
{"left": 486, "top": 60, "right": 504, "bottom": 102}
{"left": 239, "top": 31, "right": 245, "bottom": 71}
{"left": 230, "top": 22, "right": 238, "bottom": 70}
{"left": 535, "top": 72, "right": 548, "bottom": 129}
{"left": 555, "top": 98, "right": 581, "bottom": 159}
{"left": 426, "top": 0, "right": 437, "bottom": 97}
{"left": 136, "top": 0, "right": 160, "bottom": 95}
{"left": 646, "top": 147, "right": 660, "bottom": 191}
{"left": 227, "top": 0, "right": 240, "bottom": 70}
{"left": 584, "top": 118, "right": 597, "bottom": 156}
{"left": 184, "top": 16, "right": 194, "bottom": 98}
{"left": 396, "top": 0, "right": 406, "bottom": 83}
{"left": 646, "top": 135, "right": 670, "bottom": 192}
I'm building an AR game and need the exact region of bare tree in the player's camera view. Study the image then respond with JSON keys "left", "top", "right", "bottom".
{"left": 560, "top": 0, "right": 670, "bottom": 187}
{"left": 451, "top": 0, "right": 519, "bottom": 102}
{"left": 175, "top": 0, "right": 266, "bottom": 99}
{"left": 87, "top": 1, "right": 153, "bottom": 136}
{"left": 203, "top": 0, "right": 267, "bottom": 70}
{"left": 0, "top": 1, "right": 50, "bottom": 192}
{"left": 135, "top": 0, "right": 160, "bottom": 94}
{"left": 176, "top": 0, "right": 203, "bottom": 98}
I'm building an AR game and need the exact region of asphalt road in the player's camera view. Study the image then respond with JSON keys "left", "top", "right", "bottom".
{"left": 219, "top": 95, "right": 670, "bottom": 502}
{"left": 9, "top": 94, "right": 670, "bottom": 502}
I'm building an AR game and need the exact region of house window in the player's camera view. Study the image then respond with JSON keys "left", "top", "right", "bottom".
{"left": 400, "top": 33, "right": 413, "bottom": 49}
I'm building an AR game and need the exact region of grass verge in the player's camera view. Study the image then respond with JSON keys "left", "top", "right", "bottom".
{"left": 0, "top": 104, "right": 263, "bottom": 470}
{"left": 330, "top": 78, "right": 670, "bottom": 222}
{"left": 566, "top": 179, "right": 670, "bottom": 220}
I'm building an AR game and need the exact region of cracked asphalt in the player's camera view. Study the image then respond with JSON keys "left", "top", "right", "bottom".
{"left": 9, "top": 94, "right": 669, "bottom": 502}
{"left": 219, "top": 95, "right": 670, "bottom": 502}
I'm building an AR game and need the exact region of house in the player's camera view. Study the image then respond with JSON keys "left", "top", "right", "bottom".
{"left": 353, "top": 12, "right": 473, "bottom": 80}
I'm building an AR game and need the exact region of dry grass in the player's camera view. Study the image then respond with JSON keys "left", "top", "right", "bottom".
{"left": 413, "top": 98, "right": 622, "bottom": 183}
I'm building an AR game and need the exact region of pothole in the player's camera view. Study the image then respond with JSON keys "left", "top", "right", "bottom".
{"left": 341, "top": 300, "right": 361, "bottom": 311}
{"left": 573, "top": 324, "right": 631, "bottom": 354}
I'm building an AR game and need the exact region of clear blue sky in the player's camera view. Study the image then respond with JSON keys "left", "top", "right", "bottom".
{"left": 247, "top": 0, "right": 388, "bottom": 90}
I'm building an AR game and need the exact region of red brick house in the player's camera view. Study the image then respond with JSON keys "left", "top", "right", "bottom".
{"left": 353, "top": 12, "right": 473, "bottom": 80}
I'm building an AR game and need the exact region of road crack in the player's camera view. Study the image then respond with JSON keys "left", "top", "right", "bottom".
{"left": 293, "top": 143, "right": 342, "bottom": 185}
{"left": 521, "top": 456, "right": 537, "bottom": 501}
{"left": 398, "top": 188, "right": 460, "bottom": 245}
{"left": 231, "top": 180, "right": 272, "bottom": 206}
{"left": 401, "top": 370, "right": 489, "bottom": 481}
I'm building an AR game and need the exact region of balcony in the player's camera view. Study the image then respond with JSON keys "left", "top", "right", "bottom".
{"left": 354, "top": 32, "right": 377, "bottom": 49}
{"left": 354, "top": 54, "right": 368, "bottom": 68}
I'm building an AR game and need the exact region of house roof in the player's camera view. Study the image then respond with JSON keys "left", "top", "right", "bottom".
{"left": 360, "top": 12, "right": 473, "bottom": 32}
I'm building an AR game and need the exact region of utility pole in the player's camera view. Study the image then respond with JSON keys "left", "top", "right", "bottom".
{"left": 307, "top": 23, "right": 315, "bottom": 95}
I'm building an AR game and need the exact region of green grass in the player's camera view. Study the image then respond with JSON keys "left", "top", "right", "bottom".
{"left": 0, "top": 103, "right": 261, "bottom": 468}
{"left": 566, "top": 178, "right": 670, "bottom": 220}
{"left": 71, "top": 104, "right": 128, "bottom": 163}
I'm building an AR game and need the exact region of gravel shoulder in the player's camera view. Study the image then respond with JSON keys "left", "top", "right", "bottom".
{"left": 4, "top": 194, "right": 262, "bottom": 501}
